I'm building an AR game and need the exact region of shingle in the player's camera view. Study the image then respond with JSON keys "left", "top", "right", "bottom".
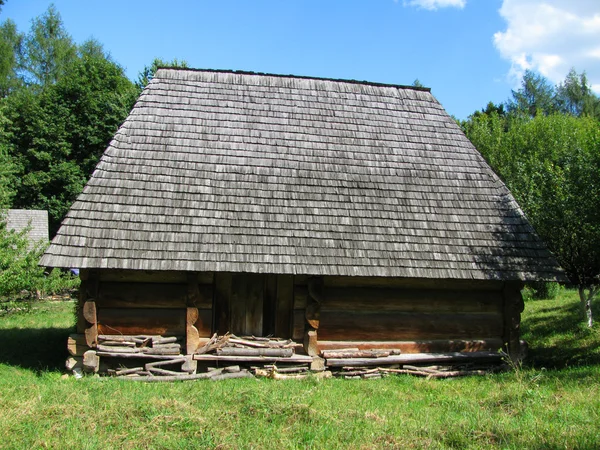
{"left": 40, "top": 69, "right": 564, "bottom": 281}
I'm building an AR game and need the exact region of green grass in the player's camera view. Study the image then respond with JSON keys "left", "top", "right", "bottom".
{"left": 0, "top": 292, "right": 598, "bottom": 449}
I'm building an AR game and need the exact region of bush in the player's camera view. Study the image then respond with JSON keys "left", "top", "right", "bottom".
{"left": 525, "top": 281, "right": 562, "bottom": 300}
{"left": 0, "top": 212, "right": 79, "bottom": 302}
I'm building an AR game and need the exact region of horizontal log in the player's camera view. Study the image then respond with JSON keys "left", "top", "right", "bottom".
{"left": 321, "top": 350, "right": 393, "bottom": 359}
{"left": 210, "top": 371, "right": 254, "bottom": 381}
{"left": 98, "top": 269, "right": 214, "bottom": 284}
{"left": 317, "top": 339, "right": 503, "bottom": 354}
{"left": 96, "top": 352, "right": 185, "bottom": 360}
{"left": 194, "top": 354, "right": 313, "bottom": 363}
{"left": 326, "top": 351, "right": 502, "bottom": 367}
{"left": 217, "top": 348, "right": 294, "bottom": 357}
{"left": 116, "top": 370, "right": 224, "bottom": 382}
{"left": 318, "top": 312, "right": 503, "bottom": 341}
{"left": 97, "top": 308, "right": 186, "bottom": 336}
{"left": 97, "top": 282, "right": 213, "bottom": 309}
{"left": 323, "top": 276, "right": 504, "bottom": 291}
{"left": 321, "top": 288, "right": 502, "bottom": 313}
{"left": 97, "top": 345, "right": 141, "bottom": 353}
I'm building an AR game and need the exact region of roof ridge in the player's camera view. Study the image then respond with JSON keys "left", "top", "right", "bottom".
{"left": 155, "top": 67, "right": 432, "bottom": 93}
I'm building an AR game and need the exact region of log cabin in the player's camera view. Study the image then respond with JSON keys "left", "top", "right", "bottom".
{"left": 40, "top": 69, "right": 564, "bottom": 369}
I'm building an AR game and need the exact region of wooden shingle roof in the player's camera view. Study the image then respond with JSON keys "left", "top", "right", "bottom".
{"left": 41, "top": 68, "right": 563, "bottom": 280}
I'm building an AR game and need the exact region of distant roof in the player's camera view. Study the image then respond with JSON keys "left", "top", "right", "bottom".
{"left": 6, "top": 209, "right": 48, "bottom": 243}
{"left": 41, "top": 68, "right": 563, "bottom": 281}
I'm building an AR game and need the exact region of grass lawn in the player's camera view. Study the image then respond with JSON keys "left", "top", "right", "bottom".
{"left": 0, "top": 291, "right": 599, "bottom": 449}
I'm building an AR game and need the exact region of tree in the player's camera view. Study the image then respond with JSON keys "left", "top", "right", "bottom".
{"left": 19, "top": 4, "right": 76, "bottom": 87}
{"left": 136, "top": 57, "right": 188, "bottom": 91}
{"left": 465, "top": 113, "right": 600, "bottom": 326}
{"left": 508, "top": 70, "right": 556, "bottom": 118}
{"left": 0, "top": 19, "right": 22, "bottom": 97}
{"left": 555, "top": 68, "right": 600, "bottom": 118}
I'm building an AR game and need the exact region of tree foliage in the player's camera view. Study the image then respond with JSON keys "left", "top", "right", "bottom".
{"left": 135, "top": 57, "right": 188, "bottom": 91}
{"left": 463, "top": 92, "right": 600, "bottom": 326}
{"left": 0, "top": 7, "right": 137, "bottom": 234}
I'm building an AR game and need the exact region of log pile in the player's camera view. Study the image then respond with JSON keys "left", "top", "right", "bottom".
{"left": 96, "top": 334, "right": 183, "bottom": 356}
{"left": 336, "top": 364, "right": 500, "bottom": 379}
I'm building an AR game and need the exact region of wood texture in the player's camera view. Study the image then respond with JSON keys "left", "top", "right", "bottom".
{"left": 275, "top": 274, "right": 294, "bottom": 338}
{"left": 187, "top": 307, "right": 200, "bottom": 354}
{"left": 97, "top": 282, "right": 213, "bottom": 309}
{"left": 326, "top": 351, "right": 502, "bottom": 367}
{"left": 503, "top": 281, "right": 525, "bottom": 360}
{"left": 292, "top": 310, "right": 305, "bottom": 341}
{"left": 67, "top": 334, "right": 88, "bottom": 357}
{"left": 194, "top": 354, "right": 313, "bottom": 363}
{"left": 304, "top": 329, "right": 319, "bottom": 357}
{"left": 293, "top": 286, "right": 308, "bottom": 310}
{"left": 214, "top": 272, "right": 232, "bottom": 335}
{"left": 97, "top": 308, "right": 186, "bottom": 336}
{"left": 217, "top": 347, "right": 293, "bottom": 357}
{"left": 323, "top": 277, "right": 506, "bottom": 290}
{"left": 318, "top": 311, "right": 503, "bottom": 341}
{"left": 317, "top": 339, "right": 503, "bottom": 353}
{"left": 85, "top": 323, "right": 98, "bottom": 348}
{"left": 321, "top": 287, "right": 502, "bottom": 313}
{"left": 83, "top": 301, "right": 97, "bottom": 324}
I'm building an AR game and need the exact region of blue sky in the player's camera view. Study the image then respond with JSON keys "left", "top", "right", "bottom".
{"left": 3, "top": 0, "right": 600, "bottom": 119}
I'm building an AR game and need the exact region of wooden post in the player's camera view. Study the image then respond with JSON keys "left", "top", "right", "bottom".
{"left": 502, "top": 282, "right": 525, "bottom": 361}
{"left": 186, "top": 307, "right": 200, "bottom": 355}
{"left": 304, "top": 329, "right": 319, "bottom": 356}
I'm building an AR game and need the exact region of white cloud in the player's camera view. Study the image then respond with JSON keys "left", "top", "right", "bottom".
{"left": 402, "top": 0, "right": 466, "bottom": 11}
{"left": 494, "top": 0, "right": 600, "bottom": 91}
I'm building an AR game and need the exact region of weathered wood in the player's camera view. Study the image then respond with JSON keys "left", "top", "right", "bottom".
{"left": 83, "top": 301, "right": 97, "bottom": 324}
{"left": 98, "top": 269, "right": 187, "bottom": 283}
{"left": 114, "top": 367, "right": 144, "bottom": 376}
{"left": 65, "top": 356, "right": 82, "bottom": 371}
{"left": 117, "top": 369, "right": 224, "bottom": 382}
{"left": 293, "top": 286, "right": 308, "bottom": 309}
{"left": 97, "top": 308, "right": 186, "bottom": 336}
{"left": 318, "top": 312, "right": 503, "bottom": 341}
{"left": 100, "top": 340, "right": 136, "bottom": 347}
{"left": 217, "top": 347, "right": 294, "bottom": 357}
{"left": 67, "top": 334, "right": 88, "bottom": 357}
{"left": 310, "top": 356, "right": 326, "bottom": 371}
{"left": 326, "top": 351, "right": 502, "bottom": 367}
{"left": 145, "top": 357, "right": 187, "bottom": 368}
{"left": 85, "top": 323, "right": 98, "bottom": 348}
{"left": 194, "top": 309, "right": 212, "bottom": 337}
{"left": 321, "top": 350, "right": 393, "bottom": 359}
{"left": 147, "top": 367, "right": 181, "bottom": 376}
{"left": 223, "top": 365, "right": 241, "bottom": 373}
{"left": 182, "top": 355, "right": 197, "bottom": 374}
{"left": 317, "top": 339, "right": 503, "bottom": 353}
{"left": 144, "top": 347, "right": 181, "bottom": 355}
{"left": 503, "top": 281, "right": 525, "bottom": 361}
{"left": 187, "top": 325, "right": 200, "bottom": 354}
{"left": 275, "top": 274, "right": 294, "bottom": 338}
{"left": 263, "top": 274, "right": 277, "bottom": 336}
{"left": 97, "top": 282, "right": 213, "bottom": 309}
{"left": 292, "top": 310, "right": 305, "bottom": 341}
{"left": 304, "top": 329, "right": 319, "bottom": 357}
{"left": 305, "top": 301, "right": 320, "bottom": 329}
{"left": 321, "top": 287, "right": 503, "bottom": 313}
{"left": 194, "top": 354, "right": 313, "bottom": 363}
{"left": 96, "top": 352, "right": 184, "bottom": 360}
{"left": 323, "top": 276, "right": 504, "bottom": 291}
{"left": 97, "top": 344, "right": 141, "bottom": 353}
{"left": 214, "top": 272, "right": 232, "bottom": 335}
{"left": 153, "top": 336, "right": 179, "bottom": 345}
{"left": 83, "top": 350, "right": 100, "bottom": 373}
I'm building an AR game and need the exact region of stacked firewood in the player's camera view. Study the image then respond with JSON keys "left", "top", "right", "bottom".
{"left": 336, "top": 364, "right": 498, "bottom": 379}
{"left": 96, "top": 334, "right": 183, "bottom": 356}
{"left": 253, "top": 365, "right": 331, "bottom": 380}
{"left": 196, "top": 333, "right": 300, "bottom": 357}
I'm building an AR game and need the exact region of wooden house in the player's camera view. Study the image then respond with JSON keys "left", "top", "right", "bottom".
{"left": 40, "top": 69, "right": 563, "bottom": 369}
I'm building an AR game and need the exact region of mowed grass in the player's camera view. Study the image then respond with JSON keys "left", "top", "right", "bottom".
{"left": 0, "top": 293, "right": 598, "bottom": 449}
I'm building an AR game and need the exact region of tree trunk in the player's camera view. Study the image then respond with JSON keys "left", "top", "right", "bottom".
{"left": 578, "top": 285, "right": 598, "bottom": 328}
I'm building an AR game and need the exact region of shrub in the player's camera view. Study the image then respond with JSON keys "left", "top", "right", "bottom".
{"left": 526, "top": 281, "right": 561, "bottom": 300}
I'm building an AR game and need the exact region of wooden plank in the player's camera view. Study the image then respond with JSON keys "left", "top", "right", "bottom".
{"left": 85, "top": 323, "right": 98, "bottom": 348}
{"left": 323, "top": 276, "right": 504, "bottom": 291}
{"left": 245, "top": 273, "right": 264, "bottom": 336}
{"left": 97, "top": 282, "right": 213, "bottom": 309}
{"left": 98, "top": 269, "right": 187, "bottom": 283}
{"left": 263, "top": 274, "right": 277, "bottom": 337}
{"left": 193, "top": 354, "right": 313, "bottom": 363}
{"left": 318, "top": 311, "right": 503, "bottom": 341}
{"left": 97, "top": 308, "right": 186, "bottom": 336}
{"left": 214, "top": 272, "right": 232, "bottom": 334}
{"left": 503, "top": 281, "right": 525, "bottom": 360}
{"left": 326, "top": 351, "right": 502, "bottom": 367}
{"left": 321, "top": 288, "right": 503, "bottom": 313}
{"left": 275, "top": 274, "right": 294, "bottom": 338}
{"left": 317, "top": 339, "right": 504, "bottom": 353}
{"left": 292, "top": 310, "right": 305, "bottom": 341}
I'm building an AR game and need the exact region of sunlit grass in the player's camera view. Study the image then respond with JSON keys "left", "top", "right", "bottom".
{"left": 0, "top": 293, "right": 598, "bottom": 449}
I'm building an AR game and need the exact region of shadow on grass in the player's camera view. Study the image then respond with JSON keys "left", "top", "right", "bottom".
{"left": 522, "top": 298, "right": 600, "bottom": 369}
{"left": 0, "top": 327, "right": 71, "bottom": 373}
